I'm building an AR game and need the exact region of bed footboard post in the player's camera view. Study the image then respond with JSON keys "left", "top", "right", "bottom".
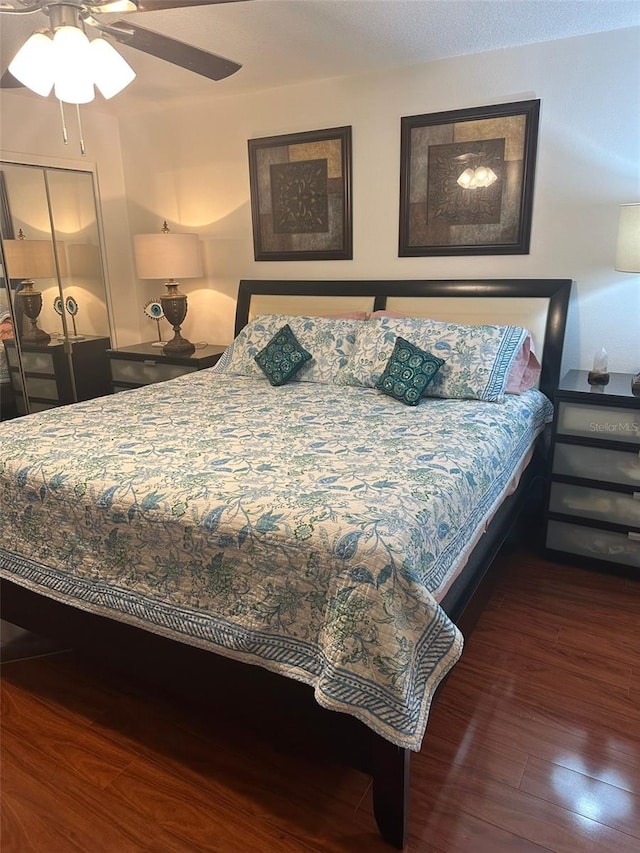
{"left": 372, "top": 737, "right": 410, "bottom": 849}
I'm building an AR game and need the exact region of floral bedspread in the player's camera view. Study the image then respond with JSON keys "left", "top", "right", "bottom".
{"left": 0, "top": 372, "right": 552, "bottom": 749}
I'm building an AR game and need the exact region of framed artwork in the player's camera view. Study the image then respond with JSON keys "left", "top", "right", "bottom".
{"left": 399, "top": 99, "right": 540, "bottom": 256}
{"left": 248, "top": 125, "right": 352, "bottom": 261}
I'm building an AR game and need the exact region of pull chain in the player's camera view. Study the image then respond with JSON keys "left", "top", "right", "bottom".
{"left": 58, "top": 99, "right": 86, "bottom": 156}
{"left": 58, "top": 98, "right": 68, "bottom": 145}
{"left": 75, "top": 104, "right": 86, "bottom": 156}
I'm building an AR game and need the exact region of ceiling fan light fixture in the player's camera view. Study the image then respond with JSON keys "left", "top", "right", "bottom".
{"left": 93, "top": 1, "right": 138, "bottom": 11}
{"left": 8, "top": 32, "right": 55, "bottom": 97}
{"left": 90, "top": 37, "right": 136, "bottom": 99}
{"left": 53, "top": 25, "right": 95, "bottom": 103}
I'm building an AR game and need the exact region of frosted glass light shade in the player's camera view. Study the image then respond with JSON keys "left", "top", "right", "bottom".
{"left": 53, "top": 26, "right": 94, "bottom": 104}
{"left": 134, "top": 232, "right": 203, "bottom": 280}
{"left": 456, "top": 166, "right": 498, "bottom": 189}
{"left": 94, "top": 1, "right": 137, "bottom": 11}
{"left": 615, "top": 203, "right": 640, "bottom": 273}
{"left": 90, "top": 38, "right": 136, "bottom": 99}
{"left": 4, "top": 239, "right": 56, "bottom": 280}
{"left": 8, "top": 26, "right": 135, "bottom": 104}
{"left": 8, "top": 33, "right": 55, "bottom": 97}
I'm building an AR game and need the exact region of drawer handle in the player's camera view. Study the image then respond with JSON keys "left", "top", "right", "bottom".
{"left": 143, "top": 360, "right": 157, "bottom": 366}
{"left": 629, "top": 532, "right": 640, "bottom": 542}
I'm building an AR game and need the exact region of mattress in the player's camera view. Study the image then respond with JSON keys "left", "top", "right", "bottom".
{"left": 0, "top": 371, "right": 552, "bottom": 749}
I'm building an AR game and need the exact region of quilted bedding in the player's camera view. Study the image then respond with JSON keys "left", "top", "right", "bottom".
{"left": 0, "top": 371, "right": 552, "bottom": 749}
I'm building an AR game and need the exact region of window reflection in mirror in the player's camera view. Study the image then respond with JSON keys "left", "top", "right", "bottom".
{"left": 0, "top": 162, "right": 113, "bottom": 418}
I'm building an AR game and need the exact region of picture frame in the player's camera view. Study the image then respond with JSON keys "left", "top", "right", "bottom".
{"left": 399, "top": 99, "right": 540, "bottom": 257}
{"left": 248, "top": 126, "right": 352, "bottom": 261}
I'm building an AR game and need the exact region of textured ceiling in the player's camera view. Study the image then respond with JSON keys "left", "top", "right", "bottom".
{"left": 0, "top": 0, "right": 639, "bottom": 115}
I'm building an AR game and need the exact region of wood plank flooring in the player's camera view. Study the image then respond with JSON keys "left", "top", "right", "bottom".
{"left": 1, "top": 545, "right": 638, "bottom": 852}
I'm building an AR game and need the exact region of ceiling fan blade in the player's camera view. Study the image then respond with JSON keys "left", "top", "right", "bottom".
{"left": 104, "top": 20, "right": 241, "bottom": 80}
{"left": 134, "top": 1, "right": 249, "bottom": 11}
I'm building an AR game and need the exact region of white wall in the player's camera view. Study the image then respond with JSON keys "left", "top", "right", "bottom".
{"left": 0, "top": 91, "right": 139, "bottom": 345}
{"left": 3, "top": 27, "right": 638, "bottom": 372}
{"left": 117, "top": 26, "right": 640, "bottom": 374}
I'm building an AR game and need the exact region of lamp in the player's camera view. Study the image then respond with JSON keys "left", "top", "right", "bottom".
{"left": 3, "top": 230, "right": 66, "bottom": 345}
{"left": 614, "top": 203, "right": 640, "bottom": 394}
{"left": 8, "top": 11, "right": 135, "bottom": 104}
{"left": 133, "top": 222, "right": 202, "bottom": 355}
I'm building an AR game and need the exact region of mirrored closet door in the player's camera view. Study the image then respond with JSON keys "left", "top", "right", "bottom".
{"left": 0, "top": 162, "right": 113, "bottom": 419}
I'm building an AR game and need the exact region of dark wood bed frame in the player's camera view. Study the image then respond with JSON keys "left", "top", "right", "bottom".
{"left": 0, "top": 378, "right": 17, "bottom": 420}
{"left": 1, "top": 278, "right": 571, "bottom": 849}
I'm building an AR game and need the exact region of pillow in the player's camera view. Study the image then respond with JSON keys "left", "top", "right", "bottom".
{"left": 339, "top": 316, "right": 528, "bottom": 403}
{"left": 368, "top": 310, "right": 409, "bottom": 319}
{"left": 0, "top": 312, "right": 11, "bottom": 384}
{"left": 505, "top": 335, "right": 541, "bottom": 394}
{"left": 0, "top": 316, "right": 13, "bottom": 341}
{"left": 322, "top": 311, "right": 369, "bottom": 320}
{"left": 254, "top": 324, "right": 312, "bottom": 386}
{"left": 375, "top": 337, "right": 444, "bottom": 406}
{"left": 217, "top": 314, "right": 361, "bottom": 384}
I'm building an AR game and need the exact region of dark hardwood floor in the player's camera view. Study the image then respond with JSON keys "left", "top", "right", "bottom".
{"left": 1, "top": 545, "right": 638, "bottom": 852}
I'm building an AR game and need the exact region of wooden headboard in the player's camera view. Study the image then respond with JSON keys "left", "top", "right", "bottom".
{"left": 235, "top": 279, "right": 572, "bottom": 401}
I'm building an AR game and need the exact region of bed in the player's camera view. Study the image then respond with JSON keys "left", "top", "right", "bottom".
{"left": 0, "top": 277, "right": 571, "bottom": 848}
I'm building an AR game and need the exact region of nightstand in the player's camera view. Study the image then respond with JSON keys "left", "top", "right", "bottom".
{"left": 545, "top": 370, "right": 640, "bottom": 573}
{"left": 107, "top": 342, "right": 226, "bottom": 392}
{"left": 4, "top": 336, "right": 112, "bottom": 414}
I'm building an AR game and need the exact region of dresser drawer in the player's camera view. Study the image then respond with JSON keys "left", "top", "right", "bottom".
{"left": 556, "top": 401, "right": 640, "bottom": 445}
{"left": 28, "top": 400, "right": 59, "bottom": 413}
{"left": 549, "top": 482, "right": 640, "bottom": 528}
{"left": 24, "top": 376, "right": 59, "bottom": 401}
{"left": 110, "top": 358, "right": 197, "bottom": 385}
{"left": 552, "top": 443, "right": 640, "bottom": 487}
{"left": 21, "top": 350, "right": 55, "bottom": 375}
{"left": 547, "top": 520, "right": 640, "bottom": 568}
{"left": 5, "top": 345, "right": 19, "bottom": 369}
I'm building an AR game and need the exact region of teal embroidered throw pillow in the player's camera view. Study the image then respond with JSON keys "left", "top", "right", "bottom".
{"left": 375, "top": 337, "right": 445, "bottom": 406}
{"left": 255, "top": 324, "right": 312, "bottom": 386}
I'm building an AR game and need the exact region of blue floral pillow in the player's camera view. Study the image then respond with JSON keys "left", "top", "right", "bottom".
{"left": 339, "top": 317, "right": 528, "bottom": 403}
{"left": 375, "top": 337, "right": 445, "bottom": 405}
{"left": 254, "top": 324, "right": 312, "bottom": 386}
{"left": 216, "top": 314, "right": 361, "bottom": 384}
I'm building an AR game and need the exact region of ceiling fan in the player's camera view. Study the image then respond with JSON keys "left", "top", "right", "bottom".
{"left": 0, "top": 0, "right": 248, "bottom": 102}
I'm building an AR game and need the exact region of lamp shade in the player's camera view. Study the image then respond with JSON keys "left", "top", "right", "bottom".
{"left": 8, "top": 32, "right": 55, "bottom": 97}
{"left": 134, "top": 231, "right": 202, "bottom": 280}
{"left": 67, "top": 243, "right": 100, "bottom": 278}
{"left": 615, "top": 203, "right": 640, "bottom": 273}
{"left": 53, "top": 26, "right": 94, "bottom": 104}
{"left": 4, "top": 238, "right": 56, "bottom": 279}
{"left": 90, "top": 38, "right": 136, "bottom": 100}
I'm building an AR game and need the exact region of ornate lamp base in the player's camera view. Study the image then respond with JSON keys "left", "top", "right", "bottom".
{"left": 161, "top": 280, "right": 195, "bottom": 356}
{"left": 163, "top": 329, "right": 195, "bottom": 355}
{"left": 18, "top": 280, "right": 51, "bottom": 345}
{"left": 22, "top": 324, "right": 52, "bottom": 345}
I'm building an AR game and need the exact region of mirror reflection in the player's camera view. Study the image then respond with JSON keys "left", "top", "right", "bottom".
{"left": 0, "top": 162, "right": 112, "bottom": 419}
